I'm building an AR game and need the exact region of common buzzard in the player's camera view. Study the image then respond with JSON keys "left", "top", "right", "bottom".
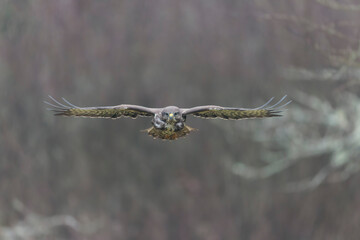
{"left": 45, "top": 96, "right": 291, "bottom": 140}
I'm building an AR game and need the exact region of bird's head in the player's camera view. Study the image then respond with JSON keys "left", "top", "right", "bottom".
{"left": 161, "top": 106, "right": 181, "bottom": 123}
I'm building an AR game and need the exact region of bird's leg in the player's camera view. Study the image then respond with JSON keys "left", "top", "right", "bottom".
{"left": 152, "top": 115, "right": 166, "bottom": 129}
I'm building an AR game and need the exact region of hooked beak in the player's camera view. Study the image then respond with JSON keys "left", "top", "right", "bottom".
{"left": 169, "top": 113, "right": 174, "bottom": 120}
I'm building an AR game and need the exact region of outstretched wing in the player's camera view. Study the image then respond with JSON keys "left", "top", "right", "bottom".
{"left": 45, "top": 96, "right": 159, "bottom": 119}
{"left": 181, "top": 96, "right": 291, "bottom": 120}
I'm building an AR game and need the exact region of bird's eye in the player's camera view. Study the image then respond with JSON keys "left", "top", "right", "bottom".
{"left": 174, "top": 112, "right": 179, "bottom": 116}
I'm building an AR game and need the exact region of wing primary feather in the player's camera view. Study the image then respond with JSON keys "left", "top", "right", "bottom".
{"left": 253, "top": 97, "right": 274, "bottom": 110}
{"left": 43, "top": 100, "right": 69, "bottom": 110}
{"left": 61, "top": 97, "right": 79, "bottom": 108}
{"left": 46, "top": 108, "right": 59, "bottom": 111}
{"left": 271, "top": 99, "right": 292, "bottom": 110}
{"left": 48, "top": 95, "right": 70, "bottom": 109}
{"left": 266, "top": 95, "right": 287, "bottom": 109}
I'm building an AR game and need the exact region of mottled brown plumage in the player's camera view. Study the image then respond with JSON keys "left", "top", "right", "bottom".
{"left": 45, "top": 95, "right": 291, "bottom": 140}
{"left": 145, "top": 125, "right": 196, "bottom": 140}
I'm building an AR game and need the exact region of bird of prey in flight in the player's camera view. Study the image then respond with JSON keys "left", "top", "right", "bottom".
{"left": 45, "top": 96, "right": 291, "bottom": 140}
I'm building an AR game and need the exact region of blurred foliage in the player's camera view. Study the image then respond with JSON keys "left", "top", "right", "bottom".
{"left": 1, "top": 0, "right": 360, "bottom": 239}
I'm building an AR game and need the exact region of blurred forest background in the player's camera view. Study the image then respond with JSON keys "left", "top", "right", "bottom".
{"left": 1, "top": 0, "right": 360, "bottom": 239}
